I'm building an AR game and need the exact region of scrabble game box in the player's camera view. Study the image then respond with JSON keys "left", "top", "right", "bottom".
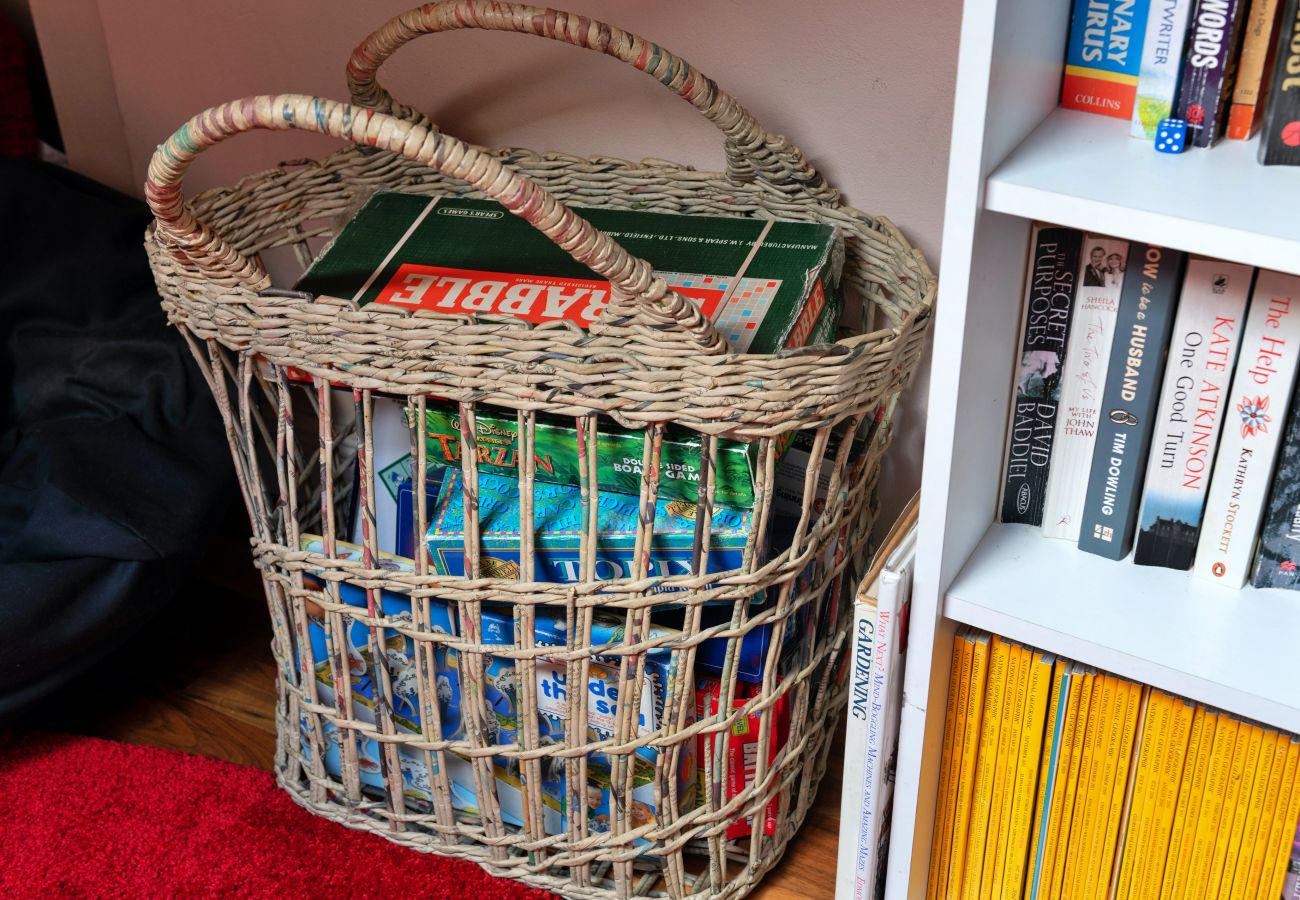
{"left": 296, "top": 193, "right": 841, "bottom": 356}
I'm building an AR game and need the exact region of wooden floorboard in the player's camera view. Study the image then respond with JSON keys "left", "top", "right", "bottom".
{"left": 21, "top": 523, "right": 843, "bottom": 898}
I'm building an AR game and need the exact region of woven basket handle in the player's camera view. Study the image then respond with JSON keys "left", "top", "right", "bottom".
{"left": 346, "top": 1, "right": 836, "bottom": 201}
{"left": 144, "top": 94, "right": 728, "bottom": 354}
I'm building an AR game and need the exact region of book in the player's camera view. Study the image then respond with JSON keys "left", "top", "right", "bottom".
{"left": 1240, "top": 731, "right": 1290, "bottom": 897}
{"left": 965, "top": 636, "right": 1015, "bottom": 896}
{"left": 1001, "top": 225, "right": 1085, "bottom": 525}
{"left": 1111, "top": 685, "right": 1153, "bottom": 900}
{"left": 1042, "top": 236, "right": 1131, "bottom": 541}
{"left": 1132, "top": 0, "right": 1197, "bottom": 137}
{"left": 1227, "top": 729, "right": 1280, "bottom": 899}
{"left": 1119, "top": 688, "right": 1170, "bottom": 900}
{"left": 1158, "top": 706, "right": 1211, "bottom": 900}
{"left": 1078, "top": 243, "right": 1187, "bottom": 560}
{"left": 1000, "top": 650, "right": 1054, "bottom": 900}
{"left": 1026, "top": 659, "right": 1070, "bottom": 899}
{"left": 1063, "top": 0, "right": 1155, "bottom": 118}
{"left": 837, "top": 497, "right": 917, "bottom": 900}
{"left": 1207, "top": 722, "right": 1264, "bottom": 896}
{"left": 1186, "top": 716, "right": 1241, "bottom": 896}
{"left": 1144, "top": 696, "right": 1196, "bottom": 899}
{"left": 947, "top": 632, "right": 992, "bottom": 896}
{"left": 1076, "top": 674, "right": 1117, "bottom": 895}
{"left": 985, "top": 643, "right": 1030, "bottom": 899}
{"left": 1259, "top": 0, "right": 1300, "bottom": 165}
{"left": 1176, "top": 0, "right": 1251, "bottom": 147}
{"left": 1226, "top": 0, "right": 1286, "bottom": 138}
{"left": 1063, "top": 671, "right": 1104, "bottom": 894}
{"left": 1252, "top": 378, "right": 1300, "bottom": 588}
{"left": 928, "top": 632, "right": 973, "bottom": 900}
{"left": 1091, "top": 678, "right": 1138, "bottom": 900}
{"left": 1134, "top": 259, "right": 1253, "bottom": 570}
{"left": 296, "top": 193, "right": 840, "bottom": 354}
{"left": 1262, "top": 738, "right": 1300, "bottom": 900}
{"left": 1048, "top": 668, "right": 1096, "bottom": 900}
{"left": 1195, "top": 270, "right": 1300, "bottom": 587}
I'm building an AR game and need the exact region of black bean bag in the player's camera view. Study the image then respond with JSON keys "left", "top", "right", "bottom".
{"left": 0, "top": 158, "right": 233, "bottom": 724}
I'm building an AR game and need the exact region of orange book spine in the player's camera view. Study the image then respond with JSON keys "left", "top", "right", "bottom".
{"left": 1140, "top": 695, "right": 1195, "bottom": 900}
{"left": 1242, "top": 730, "right": 1290, "bottom": 898}
{"left": 1226, "top": 729, "right": 1280, "bottom": 900}
{"left": 1157, "top": 706, "right": 1210, "bottom": 900}
{"left": 967, "top": 637, "right": 1015, "bottom": 897}
{"left": 1047, "top": 669, "right": 1095, "bottom": 900}
{"left": 1259, "top": 738, "right": 1300, "bottom": 900}
{"left": 1207, "top": 722, "right": 1263, "bottom": 896}
{"left": 1095, "top": 679, "right": 1141, "bottom": 900}
{"left": 1185, "top": 716, "right": 1241, "bottom": 898}
{"left": 948, "top": 633, "right": 991, "bottom": 897}
{"left": 928, "top": 632, "right": 972, "bottom": 900}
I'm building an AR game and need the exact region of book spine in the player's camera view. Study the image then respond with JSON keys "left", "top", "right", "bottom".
{"left": 1187, "top": 716, "right": 1242, "bottom": 897}
{"left": 1144, "top": 698, "right": 1196, "bottom": 898}
{"left": 948, "top": 633, "right": 991, "bottom": 895}
{"left": 1240, "top": 730, "right": 1288, "bottom": 897}
{"left": 1001, "top": 226, "right": 1085, "bottom": 525}
{"left": 1227, "top": 729, "right": 1280, "bottom": 899}
{"left": 1002, "top": 652, "right": 1054, "bottom": 900}
{"left": 1227, "top": 0, "right": 1285, "bottom": 138}
{"left": 987, "top": 644, "right": 1031, "bottom": 899}
{"left": 1048, "top": 670, "right": 1096, "bottom": 900}
{"left": 1077, "top": 675, "right": 1118, "bottom": 896}
{"left": 1117, "top": 689, "right": 1167, "bottom": 900}
{"left": 1090, "top": 678, "right": 1137, "bottom": 900}
{"left": 1133, "top": 0, "right": 1198, "bottom": 137}
{"left": 1135, "top": 259, "right": 1253, "bottom": 570}
{"left": 1177, "top": 0, "right": 1251, "bottom": 146}
{"left": 1064, "top": 0, "right": 1154, "bottom": 118}
{"left": 1195, "top": 270, "right": 1300, "bottom": 587}
{"left": 1026, "top": 660, "right": 1069, "bottom": 899}
{"left": 1207, "top": 722, "right": 1264, "bottom": 896}
{"left": 1253, "top": 371, "right": 1300, "bottom": 587}
{"left": 1111, "top": 686, "right": 1153, "bottom": 900}
{"left": 927, "top": 633, "right": 972, "bottom": 900}
{"left": 1043, "top": 237, "right": 1131, "bottom": 540}
{"left": 1043, "top": 666, "right": 1087, "bottom": 900}
{"left": 1079, "top": 244, "right": 1187, "bottom": 559}
{"left": 1157, "top": 706, "right": 1208, "bottom": 900}
{"left": 1259, "top": 0, "right": 1300, "bottom": 165}
{"left": 1261, "top": 738, "right": 1300, "bottom": 900}
{"left": 836, "top": 600, "right": 876, "bottom": 900}
{"left": 966, "top": 637, "right": 1015, "bottom": 897}
{"left": 1062, "top": 671, "right": 1103, "bottom": 895}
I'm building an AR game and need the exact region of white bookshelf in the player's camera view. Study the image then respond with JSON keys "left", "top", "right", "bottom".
{"left": 882, "top": 0, "right": 1300, "bottom": 896}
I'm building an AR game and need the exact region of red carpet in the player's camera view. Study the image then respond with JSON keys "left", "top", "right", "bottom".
{"left": 0, "top": 733, "right": 553, "bottom": 899}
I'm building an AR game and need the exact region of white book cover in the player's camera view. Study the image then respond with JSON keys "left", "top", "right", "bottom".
{"left": 354, "top": 396, "right": 414, "bottom": 556}
{"left": 1130, "top": 0, "right": 1196, "bottom": 138}
{"left": 1195, "top": 269, "right": 1300, "bottom": 587}
{"left": 837, "top": 521, "right": 916, "bottom": 900}
{"left": 1134, "top": 259, "right": 1253, "bottom": 568}
{"left": 1041, "top": 236, "right": 1130, "bottom": 540}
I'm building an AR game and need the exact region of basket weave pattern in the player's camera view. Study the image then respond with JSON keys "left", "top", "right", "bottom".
{"left": 142, "top": 4, "right": 934, "bottom": 898}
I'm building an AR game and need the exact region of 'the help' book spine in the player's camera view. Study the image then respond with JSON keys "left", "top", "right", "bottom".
{"left": 1079, "top": 244, "right": 1186, "bottom": 560}
{"left": 1195, "top": 269, "right": 1300, "bottom": 587}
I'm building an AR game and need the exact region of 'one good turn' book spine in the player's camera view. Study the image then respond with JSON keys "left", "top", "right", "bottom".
{"left": 1194, "top": 269, "right": 1300, "bottom": 587}
{"left": 1134, "top": 259, "right": 1254, "bottom": 569}
{"left": 1042, "top": 236, "right": 1131, "bottom": 541}
{"left": 1000, "top": 225, "right": 1084, "bottom": 525}
{"left": 1177, "top": 0, "right": 1251, "bottom": 147}
{"left": 1258, "top": 0, "right": 1300, "bottom": 165}
{"left": 1079, "top": 244, "right": 1187, "bottom": 560}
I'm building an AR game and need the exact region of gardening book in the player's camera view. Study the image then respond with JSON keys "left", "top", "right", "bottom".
{"left": 1195, "top": 269, "right": 1300, "bottom": 587}
{"left": 1134, "top": 259, "right": 1253, "bottom": 570}
{"left": 1259, "top": 0, "right": 1300, "bottom": 165}
{"left": 999, "top": 224, "right": 1084, "bottom": 525}
{"left": 1063, "top": 0, "right": 1154, "bottom": 118}
{"left": 1132, "top": 0, "right": 1197, "bottom": 138}
{"left": 296, "top": 192, "right": 840, "bottom": 355}
{"left": 1078, "top": 243, "right": 1186, "bottom": 560}
{"left": 1176, "top": 0, "right": 1251, "bottom": 147}
{"left": 1226, "top": 0, "right": 1285, "bottom": 138}
{"left": 1042, "top": 235, "right": 1130, "bottom": 541}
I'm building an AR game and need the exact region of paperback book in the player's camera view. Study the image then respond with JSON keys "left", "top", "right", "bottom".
{"left": 1194, "top": 269, "right": 1300, "bottom": 587}
{"left": 1176, "top": 0, "right": 1251, "bottom": 147}
{"left": 1079, "top": 243, "right": 1186, "bottom": 560}
{"left": 1042, "top": 236, "right": 1131, "bottom": 541}
{"left": 1226, "top": 0, "right": 1285, "bottom": 138}
{"left": 1134, "top": 259, "right": 1253, "bottom": 569}
{"left": 1259, "top": 0, "right": 1300, "bottom": 165}
{"left": 1252, "top": 382, "right": 1300, "bottom": 588}
{"left": 1063, "top": 0, "right": 1154, "bottom": 119}
{"left": 1000, "top": 225, "right": 1084, "bottom": 526}
{"left": 1132, "top": 0, "right": 1197, "bottom": 137}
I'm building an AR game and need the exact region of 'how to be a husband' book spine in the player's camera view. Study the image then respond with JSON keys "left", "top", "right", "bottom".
{"left": 1134, "top": 259, "right": 1253, "bottom": 569}
{"left": 1078, "top": 244, "right": 1187, "bottom": 560}
{"left": 1195, "top": 269, "right": 1300, "bottom": 587}
{"left": 1000, "top": 225, "right": 1084, "bottom": 525}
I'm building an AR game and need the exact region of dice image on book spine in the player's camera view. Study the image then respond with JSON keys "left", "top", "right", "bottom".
{"left": 1252, "top": 381, "right": 1300, "bottom": 588}
{"left": 1079, "top": 244, "right": 1187, "bottom": 560}
{"left": 1132, "top": 0, "right": 1197, "bottom": 138}
{"left": 1042, "top": 236, "right": 1131, "bottom": 541}
{"left": 1259, "top": 0, "right": 1300, "bottom": 165}
{"left": 1195, "top": 269, "right": 1300, "bottom": 587}
{"left": 1134, "top": 259, "right": 1253, "bottom": 569}
{"left": 1176, "top": 0, "right": 1251, "bottom": 147}
{"left": 1000, "top": 225, "right": 1084, "bottom": 525}
{"left": 1063, "top": 0, "right": 1154, "bottom": 119}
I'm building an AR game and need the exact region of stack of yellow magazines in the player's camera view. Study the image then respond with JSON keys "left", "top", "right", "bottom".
{"left": 926, "top": 629, "right": 1300, "bottom": 900}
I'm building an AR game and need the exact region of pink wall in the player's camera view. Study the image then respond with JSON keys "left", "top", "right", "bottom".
{"left": 35, "top": 0, "right": 958, "bottom": 521}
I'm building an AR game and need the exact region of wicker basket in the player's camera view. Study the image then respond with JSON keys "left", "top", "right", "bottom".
{"left": 142, "top": 3, "right": 934, "bottom": 897}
